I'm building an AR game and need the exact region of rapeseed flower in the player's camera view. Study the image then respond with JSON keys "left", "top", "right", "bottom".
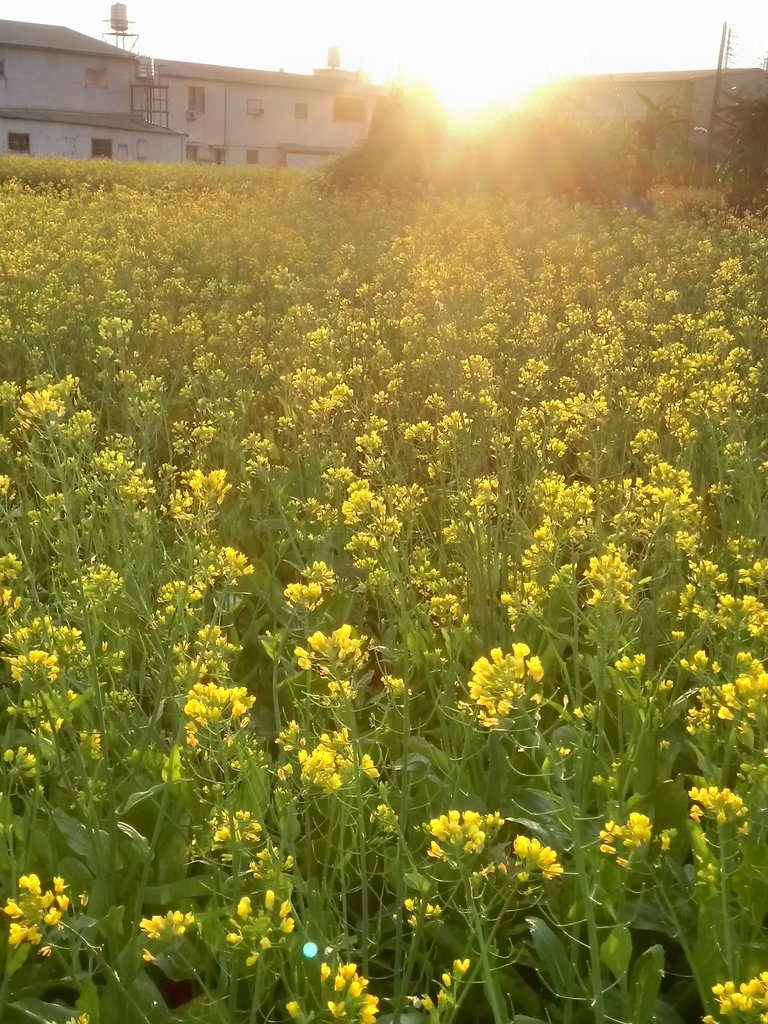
{"left": 461, "top": 644, "right": 544, "bottom": 728}
{"left": 425, "top": 809, "right": 503, "bottom": 861}
{"left": 284, "top": 560, "right": 336, "bottom": 611}
{"left": 183, "top": 682, "right": 255, "bottom": 747}
{"left": 599, "top": 813, "right": 653, "bottom": 866}
{"left": 512, "top": 835, "right": 564, "bottom": 881}
{"left": 3, "top": 874, "right": 70, "bottom": 954}
{"left": 689, "top": 786, "right": 747, "bottom": 828}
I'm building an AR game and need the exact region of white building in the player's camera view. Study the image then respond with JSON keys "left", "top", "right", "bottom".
{"left": 0, "top": 18, "right": 381, "bottom": 168}
{"left": 155, "top": 59, "right": 380, "bottom": 168}
{"left": 0, "top": 19, "right": 184, "bottom": 162}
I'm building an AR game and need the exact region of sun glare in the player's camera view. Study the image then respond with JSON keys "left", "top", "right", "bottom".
{"left": 426, "top": 64, "right": 546, "bottom": 118}
{"left": 356, "top": 6, "right": 567, "bottom": 121}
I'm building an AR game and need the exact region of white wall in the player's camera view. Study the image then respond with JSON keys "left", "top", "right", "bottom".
{"left": 0, "top": 49, "right": 132, "bottom": 115}
{"left": 163, "top": 74, "right": 373, "bottom": 166}
{"left": 0, "top": 117, "right": 183, "bottom": 163}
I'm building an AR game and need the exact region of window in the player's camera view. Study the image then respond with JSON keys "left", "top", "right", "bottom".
{"left": 8, "top": 132, "right": 30, "bottom": 154}
{"left": 332, "top": 96, "right": 366, "bottom": 123}
{"left": 91, "top": 138, "right": 113, "bottom": 159}
{"left": 0, "top": 60, "right": 6, "bottom": 78}
{"left": 188, "top": 86, "right": 205, "bottom": 113}
{"left": 85, "top": 67, "right": 107, "bottom": 87}
{"left": 185, "top": 144, "right": 199, "bottom": 162}
{"left": 136, "top": 139, "right": 147, "bottom": 161}
{"left": 294, "top": 102, "right": 308, "bottom": 119}
{"left": 213, "top": 147, "right": 225, "bottom": 165}
{"left": 246, "top": 149, "right": 259, "bottom": 165}
{"left": 246, "top": 98, "right": 263, "bottom": 116}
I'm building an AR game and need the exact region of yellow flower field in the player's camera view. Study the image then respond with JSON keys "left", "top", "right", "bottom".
{"left": 0, "top": 156, "right": 766, "bottom": 1023}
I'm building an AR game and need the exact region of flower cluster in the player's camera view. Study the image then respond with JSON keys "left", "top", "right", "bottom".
{"left": 599, "top": 813, "right": 653, "bottom": 867}
{"left": 318, "top": 961, "right": 379, "bottom": 1024}
{"left": 689, "top": 786, "right": 747, "bottom": 828}
{"left": 225, "top": 889, "right": 295, "bottom": 966}
{"left": 403, "top": 897, "right": 443, "bottom": 928}
{"left": 209, "top": 809, "right": 262, "bottom": 861}
{"left": 295, "top": 624, "right": 369, "bottom": 699}
{"left": 169, "top": 468, "right": 232, "bottom": 524}
{"left": 284, "top": 560, "right": 337, "bottom": 611}
{"left": 297, "top": 728, "right": 379, "bottom": 793}
{"left": 460, "top": 644, "right": 544, "bottom": 728}
{"left": 703, "top": 971, "right": 768, "bottom": 1023}
{"left": 425, "top": 810, "right": 503, "bottom": 862}
{"left": 512, "top": 835, "right": 564, "bottom": 882}
{"left": 183, "top": 682, "right": 255, "bottom": 747}
{"left": 417, "top": 959, "right": 471, "bottom": 1020}
{"left": 583, "top": 544, "right": 634, "bottom": 611}
{"left": 3, "top": 874, "right": 71, "bottom": 953}
{"left": 139, "top": 910, "right": 195, "bottom": 961}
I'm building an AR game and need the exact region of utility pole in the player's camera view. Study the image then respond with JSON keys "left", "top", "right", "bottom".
{"left": 706, "top": 21, "right": 728, "bottom": 180}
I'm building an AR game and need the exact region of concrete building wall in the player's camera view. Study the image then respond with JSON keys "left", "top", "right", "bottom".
{"left": 690, "top": 69, "right": 768, "bottom": 128}
{"left": 0, "top": 117, "right": 184, "bottom": 162}
{"left": 542, "top": 69, "right": 768, "bottom": 132}
{"left": 0, "top": 48, "right": 131, "bottom": 115}
{"left": 160, "top": 71, "right": 373, "bottom": 167}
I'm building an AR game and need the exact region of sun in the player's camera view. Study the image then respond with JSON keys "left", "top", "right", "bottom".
{"left": 357, "top": 8, "right": 563, "bottom": 121}
{"left": 425, "top": 62, "right": 548, "bottom": 118}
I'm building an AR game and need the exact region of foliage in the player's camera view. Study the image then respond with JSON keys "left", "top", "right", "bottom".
{"left": 324, "top": 86, "right": 445, "bottom": 193}
{"left": 0, "top": 159, "right": 766, "bottom": 1023}
{"left": 717, "top": 94, "right": 768, "bottom": 210}
{"left": 323, "top": 90, "right": 630, "bottom": 199}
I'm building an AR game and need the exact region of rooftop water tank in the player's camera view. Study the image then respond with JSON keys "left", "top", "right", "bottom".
{"left": 136, "top": 55, "right": 154, "bottom": 79}
{"left": 110, "top": 3, "right": 129, "bottom": 33}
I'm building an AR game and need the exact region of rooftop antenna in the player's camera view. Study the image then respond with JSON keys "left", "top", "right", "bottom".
{"left": 104, "top": 4, "right": 139, "bottom": 51}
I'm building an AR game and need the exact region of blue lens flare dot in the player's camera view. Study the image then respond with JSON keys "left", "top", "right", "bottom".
{"left": 302, "top": 941, "right": 319, "bottom": 959}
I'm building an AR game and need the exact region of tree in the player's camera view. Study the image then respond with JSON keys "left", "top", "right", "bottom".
{"left": 717, "top": 93, "right": 768, "bottom": 210}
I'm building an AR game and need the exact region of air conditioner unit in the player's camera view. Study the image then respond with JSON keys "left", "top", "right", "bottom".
{"left": 186, "top": 110, "right": 197, "bottom": 121}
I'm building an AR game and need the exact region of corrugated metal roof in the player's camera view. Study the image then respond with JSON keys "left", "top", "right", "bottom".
{"left": 155, "top": 58, "right": 382, "bottom": 95}
{"left": 0, "top": 109, "right": 183, "bottom": 134}
{"left": 0, "top": 19, "right": 129, "bottom": 58}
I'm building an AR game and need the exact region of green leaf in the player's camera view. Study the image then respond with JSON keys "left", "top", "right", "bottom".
{"left": 140, "top": 876, "right": 214, "bottom": 903}
{"left": 6, "top": 999, "right": 79, "bottom": 1023}
{"left": 600, "top": 924, "right": 633, "bottom": 980}
{"left": 161, "top": 745, "right": 183, "bottom": 783}
{"left": 117, "top": 820, "right": 151, "bottom": 862}
{"left": 5, "top": 940, "right": 31, "bottom": 979}
{"left": 76, "top": 978, "right": 102, "bottom": 1024}
{"left": 527, "top": 916, "right": 575, "bottom": 995}
{"left": 173, "top": 997, "right": 231, "bottom": 1024}
{"left": 630, "top": 944, "right": 665, "bottom": 1024}
{"left": 52, "top": 808, "right": 111, "bottom": 862}
{"left": 120, "top": 781, "right": 176, "bottom": 813}
{"left": 151, "top": 936, "right": 206, "bottom": 981}
{"left": 629, "top": 731, "right": 658, "bottom": 797}
{"left": 403, "top": 870, "right": 432, "bottom": 893}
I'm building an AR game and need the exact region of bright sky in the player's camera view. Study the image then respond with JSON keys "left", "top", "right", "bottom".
{"left": 3, "top": 1, "right": 768, "bottom": 112}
